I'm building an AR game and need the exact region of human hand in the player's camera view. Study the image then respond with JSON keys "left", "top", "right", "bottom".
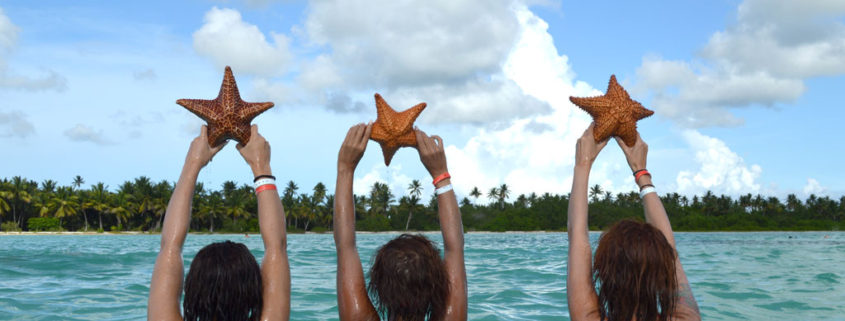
{"left": 186, "top": 125, "right": 226, "bottom": 170}
{"left": 338, "top": 122, "right": 372, "bottom": 173}
{"left": 574, "top": 122, "right": 608, "bottom": 168}
{"left": 236, "top": 125, "right": 272, "bottom": 176}
{"left": 615, "top": 133, "right": 647, "bottom": 172}
{"left": 415, "top": 128, "right": 448, "bottom": 179}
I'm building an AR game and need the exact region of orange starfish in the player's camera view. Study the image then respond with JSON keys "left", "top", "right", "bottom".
{"left": 569, "top": 75, "right": 653, "bottom": 147}
{"left": 369, "top": 93, "right": 427, "bottom": 166}
{"left": 176, "top": 66, "right": 274, "bottom": 147}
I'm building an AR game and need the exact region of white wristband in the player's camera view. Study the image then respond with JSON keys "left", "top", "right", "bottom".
{"left": 640, "top": 186, "right": 656, "bottom": 199}
{"left": 254, "top": 178, "right": 275, "bottom": 190}
{"left": 435, "top": 184, "right": 453, "bottom": 195}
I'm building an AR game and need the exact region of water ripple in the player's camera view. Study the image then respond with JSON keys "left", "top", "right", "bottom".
{"left": 1, "top": 232, "right": 843, "bottom": 320}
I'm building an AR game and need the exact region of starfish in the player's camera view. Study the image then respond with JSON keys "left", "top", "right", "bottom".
{"left": 369, "top": 93, "right": 427, "bottom": 166}
{"left": 176, "top": 66, "right": 274, "bottom": 147}
{"left": 569, "top": 75, "right": 653, "bottom": 147}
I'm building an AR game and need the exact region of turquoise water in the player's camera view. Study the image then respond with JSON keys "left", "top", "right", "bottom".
{"left": 1, "top": 232, "right": 843, "bottom": 320}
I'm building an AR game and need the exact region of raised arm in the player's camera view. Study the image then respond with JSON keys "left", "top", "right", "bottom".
{"left": 566, "top": 123, "right": 607, "bottom": 321}
{"left": 334, "top": 123, "right": 378, "bottom": 321}
{"left": 237, "top": 125, "right": 290, "bottom": 321}
{"left": 149, "top": 126, "right": 224, "bottom": 321}
{"left": 415, "top": 129, "right": 467, "bottom": 321}
{"left": 615, "top": 134, "right": 701, "bottom": 320}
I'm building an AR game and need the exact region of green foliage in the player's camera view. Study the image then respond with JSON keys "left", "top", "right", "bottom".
{"left": 358, "top": 215, "right": 391, "bottom": 231}
{"left": 27, "top": 217, "right": 61, "bottom": 231}
{"left": 2, "top": 176, "right": 843, "bottom": 232}
{"left": 1, "top": 221, "right": 21, "bottom": 232}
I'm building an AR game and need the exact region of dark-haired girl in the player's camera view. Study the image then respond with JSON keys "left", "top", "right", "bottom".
{"left": 334, "top": 123, "right": 467, "bottom": 321}
{"left": 148, "top": 125, "right": 290, "bottom": 321}
{"left": 566, "top": 123, "right": 701, "bottom": 321}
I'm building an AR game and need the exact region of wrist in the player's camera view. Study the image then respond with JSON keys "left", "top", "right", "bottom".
{"left": 636, "top": 175, "right": 653, "bottom": 188}
{"left": 251, "top": 164, "right": 272, "bottom": 177}
{"left": 434, "top": 178, "right": 451, "bottom": 189}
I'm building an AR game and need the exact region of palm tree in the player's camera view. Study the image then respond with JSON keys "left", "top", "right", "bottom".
{"left": 498, "top": 184, "right": 510, "bottom": 210}
{"left": 589, "top": 184, "right": 603, "bottom": 204}
{"left": 487, "top": 187, "right": 499, "bottom": 206}
{"left": 0, "top": 183, "right": 12, "bottom": 226}
{"left": 369, "top": 182, "right": 394, "bottom": 217}
{"left": 47, "top": 187, "right": 80, "bottom": 229}
{"left": 8, "top": 176, "right": 33, "bottom": 228}
{"left": 72, "top": 175, "right": 85, "bottom": 191}
{"left": 283, "top": 181, "right": 298, "bottom": 227}
{"left": 87, "top": 182, "right": 110, "bottom": 231}
{"left": 405, "top": 179, "right": 422, "bottom": 231}
{"left": 469, "top": 187, "right": 482, "bottom": 204}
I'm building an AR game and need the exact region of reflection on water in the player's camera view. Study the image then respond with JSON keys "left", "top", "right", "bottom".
{"left": 0, "top": 232, "right": 843, "bottom": 320}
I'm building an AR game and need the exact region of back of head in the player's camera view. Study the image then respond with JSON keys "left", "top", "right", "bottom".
{"left": 184, "top": 241, "right": 262, "bottom": 321}
{"left": 593, "top": 219, "right": 677, "bottom": 321}
{"left": 368, "top": 234, "right": 449, "bottom": 321}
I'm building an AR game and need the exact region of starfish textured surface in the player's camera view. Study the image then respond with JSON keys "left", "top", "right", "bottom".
{"left": 176, "top": 66, "right": 274, "bottom": 147}
{"left": 369, "top": 93, "right": 427, "bottom": 166}
{"left": 569, "top": 74, "right": 654, "bottom": 146}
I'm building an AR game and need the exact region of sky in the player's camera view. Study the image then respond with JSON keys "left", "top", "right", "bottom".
{"left": 1, "top": 0, "right": 844, "bottom": 203}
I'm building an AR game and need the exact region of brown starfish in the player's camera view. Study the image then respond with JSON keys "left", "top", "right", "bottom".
{"left": 176, "top": 66, "right": 274, "bottom": 147}
{"left": 569, "top": 75, "right": 653, "bottom": 147}
{"left": 369, "top": 93, "right": 427, "bottom": 166}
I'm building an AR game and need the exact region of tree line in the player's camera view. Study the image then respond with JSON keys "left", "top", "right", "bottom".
{"left": 1, "top": 175, "right": 842, "bottom": 232}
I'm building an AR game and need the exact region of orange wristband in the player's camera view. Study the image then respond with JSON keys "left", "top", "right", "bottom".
{"left": 634, "top": 169, "right": 650, "bottom": 182}
{"left": 255, "top": 184, "right": 277, "bottom": 194}
{"left": 432, "top": 172, "right": 451, "bottom": 185}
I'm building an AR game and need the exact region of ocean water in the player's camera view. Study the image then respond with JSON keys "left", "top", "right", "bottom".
{"left": 0, "top": 232, "right": 843, "bottom": 320}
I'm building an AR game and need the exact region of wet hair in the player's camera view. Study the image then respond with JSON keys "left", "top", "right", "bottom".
{"left": 183, "top": 241, "right": 262, "bottom": 321}
{"left": 593, "top": 219, "right": 678, "bottom": 321}
{"left": 368, "top": 234, "right": 449, "bottom": 321}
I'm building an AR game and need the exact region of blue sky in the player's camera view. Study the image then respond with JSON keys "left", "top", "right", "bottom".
{"left": 1, "top": 0, "right": 843, "bottom": 202}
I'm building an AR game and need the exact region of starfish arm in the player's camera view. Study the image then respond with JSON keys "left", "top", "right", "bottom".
{"left": 218, "top": 66, "right": 241, "bottom": 106}
{"left": 176, "top": 99, "right": 219, "bottom": 122}
{"left": 239, "top": 102, "right": 275, "bottom": 121}
{"left": 206, "top": 124, "right": 228, "bottom": 148}
{"left": 570, "top": 96, "right": 615, "bottom": 119}
{"left": 592, "top": 116, "right": 618, "bottom": 143}
{"left": 634, "top": 105, "right": 655, "bottom": 120}
{"left": 391, "top": 103, "right": 427, "bottom": 135}
{"left": 615, "top": 122, "right": 639, "bottom": 147}
{"left": 605, "top": 74, "right": 632, "bottom": 101}
{"left": 380, "top": 142, "right": 400, "bottom": 166}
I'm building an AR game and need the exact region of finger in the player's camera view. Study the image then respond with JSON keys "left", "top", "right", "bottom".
{"left": 416, "top": 129, "right": 431, "bottom": 151}
{"left": 431, "top": 135, "right": 443, "bottom": 150}
{"left": 251, "top": 124, "right": 258, "bottom": 137}
{"left": 583, "top": 122, "right": 595, "bottom": 137}
{"left": 597, "top": 138, "right": 609, "bottom": 151}
{"left": 212, "top": 141, "right": 227, "bottom": 155}
{"left": 614, "top": 136, "right": 627, "bottom": 150}
{"left": 200, "top": 125, "right": 208, "bottom": 138}
{"left": 343, "top": 124, "right": 357, "bottom": 144}
{"left": 361, "top": 122, "right": 373, "bottom": 145}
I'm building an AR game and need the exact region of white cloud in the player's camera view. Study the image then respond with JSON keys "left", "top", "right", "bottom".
{"left": 443, "top": 6, "right": 635, "bottom": 199}
{"left": 802, "top": 178, "right": 827, "bottom": 196}
{"left": 635, "top": 0, "right": 845, "bottom": 128}
{"left": 0, "top": 110, "right": 34, "bottom": 138}
{"left": 353, "top": 163, "right": 422, "bottom": 200}
{"left": 675, "top": 130, "right": 762, "bottom": 195}
{"left": 0, "top": 7, "right": 19, "bottom": 53}
{"left": 193, "top": 7, "right": 291, "bottom": 76}
{"left": 0, "top": 7, "right": 67, "bottom": 91}
{"left": 303, "top": 0, "right": 519, "bottom": 88}
{"left": 64, "top": 124, "right": 113, "bottom": 145}
{"left": 251, "top": 0, "right": 553, "bottom": 123}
